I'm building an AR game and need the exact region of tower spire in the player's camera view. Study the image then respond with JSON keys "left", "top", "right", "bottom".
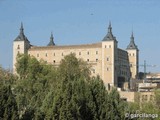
{"left": 108, "top": 21, "right": 112, "bottom": 33}
{"left": 50, "top": 32, "right": 53, "bottom": 41}
{"left": 126, "top": 31, "right": 138, "bottom": 50}
{"left": 47, "top": 32, "right": 55, "bottom": 46}
{"left": 20, "top": 22, "right": 24, "bottom": 34}
{"left": 14, "top": 22, "right": 29, "bottom": 42}
{"left": 102, "top": 21, "right": 117, "bottom": 41}
{"left": 131, "top": 30, "right": 134, "bottom": 40}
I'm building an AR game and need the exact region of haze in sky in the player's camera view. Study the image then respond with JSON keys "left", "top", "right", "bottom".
{"left": 0, "top": 0, "right": 160, "bottom": 73}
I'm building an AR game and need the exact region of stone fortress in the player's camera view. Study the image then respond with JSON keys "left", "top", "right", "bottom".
{"left": 13, "top": 22, "right": 139, "bottom": 90}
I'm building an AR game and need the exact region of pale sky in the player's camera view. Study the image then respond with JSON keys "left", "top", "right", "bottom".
{"left": 0, "top": 0, "right": 160, "bottom": 73}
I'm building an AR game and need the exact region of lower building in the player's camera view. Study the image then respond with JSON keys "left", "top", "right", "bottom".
{"left": 13, "top": 22, "right": 139, "bottom": 90}
{"left": 119, "top": 91, "right": 155, "bottom": 103}
{"left": 146, "top": 73, "right": 160, "bottom": 82}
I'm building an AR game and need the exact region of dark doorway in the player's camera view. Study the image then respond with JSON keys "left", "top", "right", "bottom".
{"left": 118, "top": 76, "right": 125, "bottom": 88}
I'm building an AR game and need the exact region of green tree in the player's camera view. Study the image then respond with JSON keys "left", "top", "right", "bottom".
{"left": 0, "top": 66, "right": 16, "bottom": 87}
{"left": 154, "top": 89, "right": 160, "bottom": 109}
{"left": 44, "top": 53, "right": 91, "bottom": 120}
{"left": 43, "top": 54, "right": 127, "bottom": 120}
{"left": 86, "top": 76, "right": 108, "bottom": 120}
{"left": 107, "top": 88, "right": 127, "bottom": 120}
{"left": 0, "top": 85, "right": 18, "bottom": 120}
{"left": 15, "top": 54, "right": 57, "bottom": 119}
{"left": 58, "top": 53, "right": 91, "bottom": 81}
{"left": 14, "top": 53, "right": 129, "bottom": 120}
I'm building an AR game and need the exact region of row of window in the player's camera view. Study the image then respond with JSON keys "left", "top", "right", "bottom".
{"left": 141, "top": 95, "right": 154, "bottom": 101}
{"left": 128, "top": 53, "right": 135, "bottom": 56}
{"left": 105, "top": 45, "right": 112, "bottom": 48}
{"left": 120, "top": 70, "right": 128, "bottom": 76}
{"left": 52, "top": 58, "right": 99, "bottom": 63}
{"left": 92, "top": 67, "right": 111, "bottom": 73}
{"left": 37, "top": 51, "right": 99, "bottom": 57}
{"left": 37, "top": 54, "right": 111, "bottom": 63}
{"left": 91, "top": 66, "right": 112, "bottom": 74}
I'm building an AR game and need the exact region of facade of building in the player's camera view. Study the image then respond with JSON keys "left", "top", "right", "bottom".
{"left": 146, "top": 73, "right": 160, "bottom": 81}
{"left": 13, "top": 23, "right": 139, "bottom": 90}
{"left": 119, "top": 91, "right": 155, "bottom": 102}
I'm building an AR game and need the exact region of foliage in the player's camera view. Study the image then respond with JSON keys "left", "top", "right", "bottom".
{"left": 15, "top": 54, "right": 57, "bottom": 119}
{"left": 0, "top": 85, "right": 18, "bottom": 120}
{"left": 58, "top": 53, "right": 91, "bottom": 81}
{"left": 126, "top": 90, "right": 160, "bottom": 120}
{"left": 0, "top": 66, "right": 18, "bottom": 119}
{"left": 3, "top": 54, "right": 160, "bottom": 119}
{"left": 0, "top": 66, "right": 16, "bottom": 87}
{"left": 154, "top": 89, "right": 160, "bottom": 109}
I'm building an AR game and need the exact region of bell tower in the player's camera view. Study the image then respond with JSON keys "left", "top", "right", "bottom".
{"left": 102, "top": 22, "right": 118, "bottom": 89}
{"left": 126, "top": 32, "right": 139, "bottom": 79}
{"left": 13, "top": 23, "right": 30, "bottom": 74}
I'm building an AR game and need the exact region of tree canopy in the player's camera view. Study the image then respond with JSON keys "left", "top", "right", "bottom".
{"left": 0, "top": 54, "right": 160, "bottom": 119}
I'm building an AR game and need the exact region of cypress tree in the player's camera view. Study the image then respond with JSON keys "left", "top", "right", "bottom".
{"left": 0, "top": 85, "right": 18, "bottom": 120}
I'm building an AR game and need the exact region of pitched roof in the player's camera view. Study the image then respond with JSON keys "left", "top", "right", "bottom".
{"left": 127, "top": 32, "right": 138, "bottom": 50}
{"left": 14, "top": 23, "right": 29, "bottom": 42}
{"left": 47, "top": 32, "right": 55, "bottom": 46}
{"left": 29, "top": 43, "right": 101, "bottom": 51}
{"left": 102, "top": 22, "right": 117, "bottom": 41}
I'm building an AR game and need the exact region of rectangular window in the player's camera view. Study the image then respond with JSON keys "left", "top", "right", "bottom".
{"left": 109, "top": 45, "right": 111, "bottom": 48}
{"left": 142, "top": 95, "right": 145, "bottom": 101}
{"left": 145, "top": 95, "right": 147, "bottom": 101}
{"left": 46, "top": 53, "right": 47, "bottom": 57}
{"left": 37, "top": 54, "right": 39, "bottom": 57}
{"left": 17, "top": 45, "right": 20, "bottom": 49}
{"left": 150, "top": 95, "right": 153, "bottom": 101}
{"left": 107, "top": 57, "right": 109, "bottom": 61}
{"left": 96, "top": 59, "right": 98, "bottom": 62}
{"left": 79, "top": 52, "right": 81, "bottom": 55}
{"left": 87, "top": 52, "right": 89, "bottom": 55}
{"left": 93, "top": 69, "right": 95, "bottom": 73}
{"left": 53, "top": 60, "right": 55, "bottom": 63}
{"left": 54, "top": 53, "right": 55, "bottom": 56}
{"left": 96, "top": 51, "right": 98, "bottom": 54}
{"left": 87, "top": 59, "right": 89, "bottom": 62}
{"left": 105, "top": 45, "right": 107, "bottom": 48}
{"left": 62, "top": 53, "right": 63, "bottom": 56}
